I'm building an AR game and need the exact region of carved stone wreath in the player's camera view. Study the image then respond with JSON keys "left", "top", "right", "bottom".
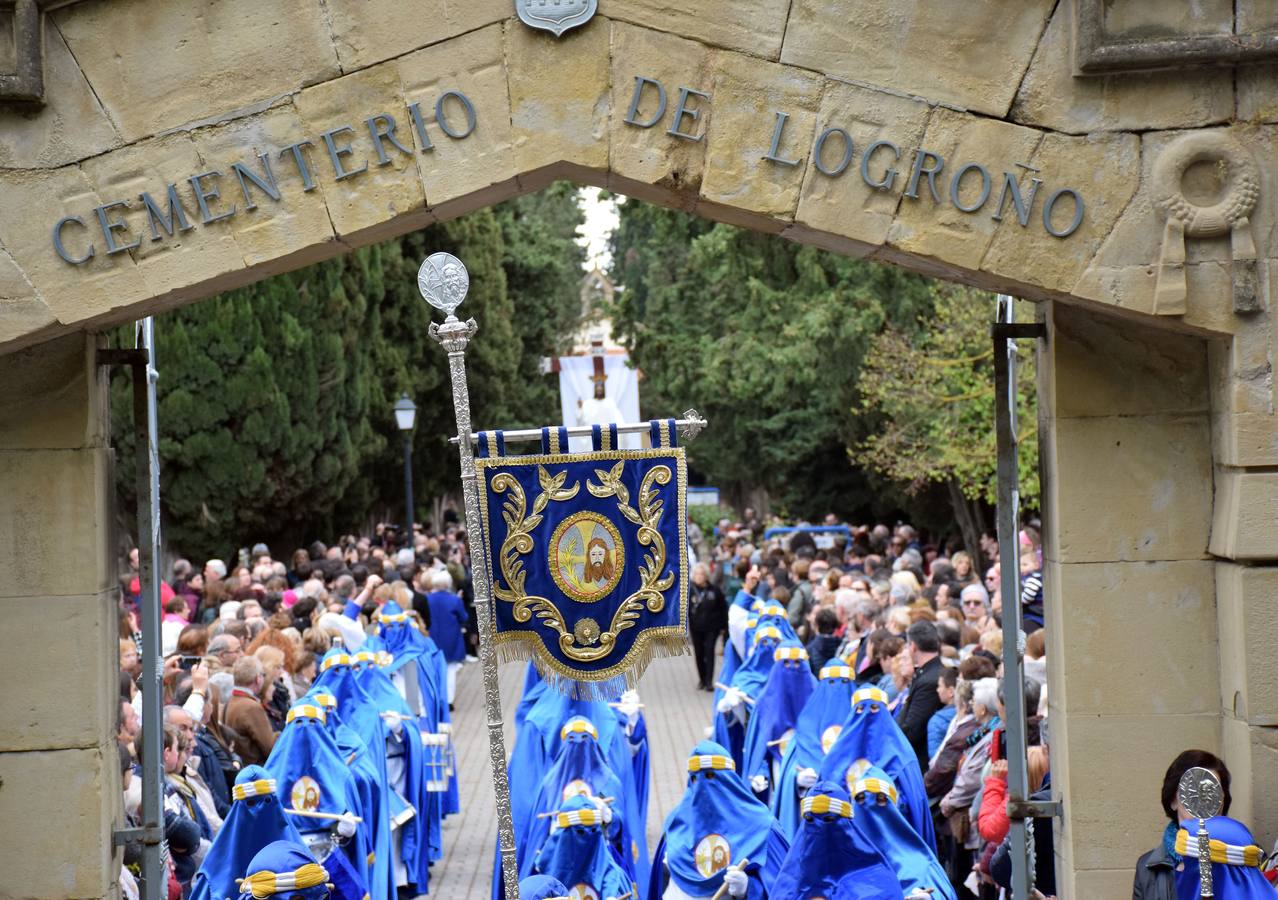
{"left": 490, "top": 462, "right": 675, "bottom": 662}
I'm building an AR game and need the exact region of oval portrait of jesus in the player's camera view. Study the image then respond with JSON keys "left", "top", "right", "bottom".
{"left": 550, "top": 511, "right": 625, "bottom": 602}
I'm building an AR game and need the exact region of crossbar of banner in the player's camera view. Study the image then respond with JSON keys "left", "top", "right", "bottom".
{"left": 448, "top": 412, "right": 707, "bottom": 446}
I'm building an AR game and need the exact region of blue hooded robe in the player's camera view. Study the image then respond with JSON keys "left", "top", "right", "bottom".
{"left": 263, "top": 704, "right": 371, "bottom": 900}
{"left": 1174, "top": 816, "right": 1274, "bottom": 900}
{"left": 847, "top": 767, "right": 955, "bottom": 900}
{"left": 817, "top": 685, "right": 936, "bottom": 849}
{"left": 532, "top": 795, "right": 635, "bottom": 900}
{"left": 190, "top": 766, "right": 307, "bottom": 900}
{"left": 648, "top": 741, "right": 790, "bottom": 900}
{"left": 236, "top": 839, "right": 332, "bottom": 900}
{"left": 741, "top": 642, "right": 816, "bottom": 802}
{"left": 305, "top": 687, "right": 393, "bottom": 900}
{"left": 517, "top": 716, "right": 634, "bottom": 881}
{"left": 771, "top": 781, "right": 902, "bottom": 900}
{"left": 713, "top": 626, "right": 784, "bottom": 770}
{"left": 771, "top": 663, "right": 856, "bottom": 838}
{"left": 499, "top": 684, "right": 649, "bottom": 900}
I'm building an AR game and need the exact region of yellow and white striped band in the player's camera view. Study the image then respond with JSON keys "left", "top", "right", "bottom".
{"left": 1175, "top": 830, "right": 1264, "bottom": 867}
{"left": 852, "top": 686, "right": 889, "bottom": 705}
{"left": 238, "top": 862, "right": 329, "bottom": 899}
{"left": 687, "top": 754, "right": 735, "bottom": 773}
{"left": 754, "top": 626, "right": 782, "bottom": 645}
{"left": 379, "top": 612, "right": 411, "bottom": 624}
{"left": 774, "top": 646, "right": 809, "bottom": 662}
{"left": 750, "top": 599, "right": 765, "bottom": 613}
{"left": 232, "top": 778, "right": 277, "bottom": 801}
{"left": 745, "top": 618, "right": 758, "bottom": 630}
{"left": 759, "top": 604, "right": 787, "bottom": 618}
{"left": 560, "top": 718, "right": 598, "bottom": 740}
{"left": 353, "top": 650, "right": 378, "bottom": 665}
{"left": 320, "top": 653, "right": 351, "bottom": 672}
{"left": 802, "top": 794, "right": 854, "bottom": 818}
{"left": 554, "top": 808, "right": 602, "bottom": 829}
{"left": 285, "top": 704, "right": 326, "bottom": 725}
{"left": 310, "top": 691, "right": 337, "bottom": 709}
{"left": 851, "top": 777, "right": 899, "bottom": 805}
{"left": 820, "top": 665, "right": 854, "bottom": 680}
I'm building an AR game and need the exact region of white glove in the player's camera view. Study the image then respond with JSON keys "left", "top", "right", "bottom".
{"left": 905, "top": 891, "right": 933, "bottom": 900}
{"left": 715, "top": 689, "right": 740, "bottom": 715}
{"left": 724, "top": 865, "right": 749, "bottom": 898}
{"left": 334, "top": 813, "right": 358, "bottom": 839}
{"left": 796, "top": 767, "right": 819, "bottom": 789}
{"left": 750, "top": 774, "right": 769, "bottom": 794}
{"left": 593, "top": 797, "right": 614, "bottom": 825}
{"left": 617, "top": 689, "right": 642, "bottom": 727}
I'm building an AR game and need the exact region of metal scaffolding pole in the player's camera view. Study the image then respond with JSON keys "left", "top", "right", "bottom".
{"left": 102, "top": 320, "right": 166, "bottom": 899}
{"left": 993, "top": 297, "right": 1038, "bottom": 899}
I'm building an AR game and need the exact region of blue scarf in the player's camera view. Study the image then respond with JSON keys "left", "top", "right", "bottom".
{"left": 847, "top": 766, "right": 955, "bottom": 900}
{"left": 771, "top": 667, "right": 856, "bottom": 837}
{"left": 818, "top": 687, "right": 936, "bottom": 848}
{"left": 1174, "top": 816, "right": 1274, "bottom": 900}
{"left": 533, "top": 795, "right": 633, "bottom": 898}
{"left": 742, "top": 643, "right": 816, "bottom": 783}
{"left": 662, "top": 740, "right": 786, "bottom": 896}
{"left": 190, "top": 766, "right": 306, "bottom": 900}
{"left": 263, "top": 709, "right": 371, "bottom": 899}
{"left": 517, "top": 719, "right": 630, "bottom": 881}
{"left": 771, "top": 781, "right": 902, "bottom": 900}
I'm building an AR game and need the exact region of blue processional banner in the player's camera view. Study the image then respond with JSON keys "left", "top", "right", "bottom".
{"left": 476, "top": 420, "right": 688, "bottom": 696}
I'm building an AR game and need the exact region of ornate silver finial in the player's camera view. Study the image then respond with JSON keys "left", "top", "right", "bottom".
{"left": 1179, "top": 767, "right": 1223, "bottom": 898}
{"left": 1178, "top": 767, "right": 1224, "bottom": 821}
{"left": 417, "top": 252, "right": 470, "bottom": 318}
{"left": 679, "top": 408, "right": 706, "bottom": 441}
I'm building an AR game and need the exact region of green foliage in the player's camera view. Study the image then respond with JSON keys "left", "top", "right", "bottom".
{"left": 608, "top": 199, "right": 935, "bottom": 520}
{"left": 857, "top": 287, "right": 1039, "bottom": 508}
{"left": 112, "top": 187, "right": 585, "bottom": 561}
{"left": 687, "top": 503, "right": 734, "bottom": 540}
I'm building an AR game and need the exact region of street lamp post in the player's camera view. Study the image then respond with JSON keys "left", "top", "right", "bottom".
{"left": 394, "top": 392, "right": 417, "bottom": 545}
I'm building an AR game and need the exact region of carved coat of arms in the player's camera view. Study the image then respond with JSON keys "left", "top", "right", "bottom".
{"left": 515, "top": 0, "right": 597, "bottom": 37}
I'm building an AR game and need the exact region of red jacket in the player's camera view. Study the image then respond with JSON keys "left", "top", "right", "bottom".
{"left": 978, "top": 774, "right": 1010, "bottom": 844}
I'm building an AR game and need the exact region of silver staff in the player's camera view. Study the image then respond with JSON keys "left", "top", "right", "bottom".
{"left": 1178, "top": 766, "right": 1225, "bottom": 898}
{"left": 422, "top": 252, "right": 520, "bottom": 899}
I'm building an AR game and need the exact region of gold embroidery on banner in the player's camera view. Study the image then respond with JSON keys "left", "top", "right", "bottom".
{"left": 479, "top": 448, "right": 688, "bottom": 679}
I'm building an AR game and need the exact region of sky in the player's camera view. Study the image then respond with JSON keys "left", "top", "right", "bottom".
{"left": 578, "top": 187, "right": 620, "bottom": 272}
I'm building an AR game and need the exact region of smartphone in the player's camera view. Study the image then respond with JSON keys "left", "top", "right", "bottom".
{"left": 178, "top": 655, "right": 202, "bottom": 671}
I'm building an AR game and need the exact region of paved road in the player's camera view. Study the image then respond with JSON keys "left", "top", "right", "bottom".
{"left": 429, "top": 653, "right": 711, "bottom": 897}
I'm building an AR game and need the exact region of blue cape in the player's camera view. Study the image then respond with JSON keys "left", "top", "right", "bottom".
{"left": 771, "top": 667, "right": 856, "bottom": 837}
{"left": 354, "top": 654, "right": 442, "bottom": 878}
{"left": 190, "top": 766, "right": 306, "bottom": 900}
{"left": 517, "top": 718, "right": 632, "bottom": 881}
{"left": 236, "top": 840, "right": 330, "bottom": 900}
{"left": 729, "top": 629, "right": 783, "bottom": 700}
{"left": 500, "top": 683, "right": 649, "bottom": 899}
{"left": 532, "top": 795, "right": 634, "bottom": 899}
{"left": 262, "top": 708, "right": 371, "bottom": 899}
{"left": 1176, "top": 817, "right": 1274, "bottom": 900}
{"left": 304, "top": 687, "right": 393, "bottom": 900}
{"left": 817, "top": 687, "right": 936, "bottom": 849}
{"left": 658, "top": 740, "right": 790, "bottom": 898}
{"left": 742, "top": 643, "right": 816, "bottom": 785}
{"left": 771, "top": 781, "right": 902, "bottom": 900}
{"left": 848, "top": 767, "right": 955, "bottom": 900}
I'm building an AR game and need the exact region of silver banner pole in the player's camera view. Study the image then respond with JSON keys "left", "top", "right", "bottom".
{"left": 421, "top": 253, "right": 521, "bottom": 900}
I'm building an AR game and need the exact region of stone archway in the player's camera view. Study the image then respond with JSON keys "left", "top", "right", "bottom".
{"left": 2, "top": 2, "right": 1277, "bottom": 897}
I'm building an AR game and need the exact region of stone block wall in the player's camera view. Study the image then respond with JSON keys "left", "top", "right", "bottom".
{"left": 0, "top": 334, "right": 121, "bottom": 898}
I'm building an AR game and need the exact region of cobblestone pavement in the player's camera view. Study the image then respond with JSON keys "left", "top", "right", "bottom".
{"left": 427, "top": 652, "right": 711, "bottom": 898}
